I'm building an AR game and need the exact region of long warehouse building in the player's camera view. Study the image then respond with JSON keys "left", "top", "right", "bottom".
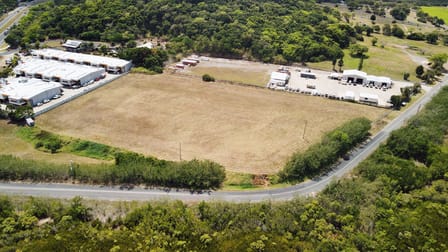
{"left": 0, "top": 78, "right": 62, "bottom": 106}
{"left": 31, "top": 48, "right": 132, "bottom": 73}
{"left": 14, "top": 58, "right": 105, "bottom": 87}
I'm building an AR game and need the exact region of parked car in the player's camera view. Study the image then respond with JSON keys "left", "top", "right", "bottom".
{"left": 43, "top": 99, "right": 50, "bottom": 103}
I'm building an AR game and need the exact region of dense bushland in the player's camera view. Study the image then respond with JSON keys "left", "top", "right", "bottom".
{"left": 6, "top": 0, "right": 352, "bottom": 64}
{"left": 118, "top": 47, "right": 168, "bottom": 73}
{"left": 0, "top": 0, "right": 17, "bottom": 13}
{"left": 279, "top": 117, "right": 371, "bottom": 182}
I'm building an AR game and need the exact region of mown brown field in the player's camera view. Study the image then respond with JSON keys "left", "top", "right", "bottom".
{"left": 38, "top": 73, "right": 386, "bottom": 174}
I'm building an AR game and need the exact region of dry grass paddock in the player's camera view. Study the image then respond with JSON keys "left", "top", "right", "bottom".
{"left": 38, "top": 73, "right": 386, "bottom": 174}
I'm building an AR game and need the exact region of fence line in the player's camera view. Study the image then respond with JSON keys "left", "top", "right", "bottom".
{"left": 34, "top": 73, "right": 127, "bottom": 117}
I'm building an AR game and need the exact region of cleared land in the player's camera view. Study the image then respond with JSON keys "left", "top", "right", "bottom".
{"left": 38, "top": 73, "right": 386, "bottom": 174}
{"left": 186, "top": 58, "right": 278, "bottom": 86}
{"left": 421, "top": 6, "right": 448, "bottom": 24}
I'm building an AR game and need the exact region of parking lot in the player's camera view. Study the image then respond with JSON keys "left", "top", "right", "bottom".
{"left": 269, "top": 67, "right": 413, "bottom": 107}
{"left": 30, "top": 73, "right": 123, "bottom": 116}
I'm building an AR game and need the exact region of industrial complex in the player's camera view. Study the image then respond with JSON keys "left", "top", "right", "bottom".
{"left": 0, "top": 78, "right": 62, "bottom": 106}
{"left": 0, "top": 49, "right": 132, "bottom": 110}
{"left": 31, "top": 49, "right": 132, "bottom": 74}
{"left": 14, "top": 58, "right": 105, "bottom": 87}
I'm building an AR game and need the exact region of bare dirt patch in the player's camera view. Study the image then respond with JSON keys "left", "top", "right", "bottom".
{"left": 38, "top": 73, "right": 386, "bottom": 174}
{"left": 185, "top": 57, "right": 279, "bottom": 86}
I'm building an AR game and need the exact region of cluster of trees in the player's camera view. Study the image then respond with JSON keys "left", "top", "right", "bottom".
{"left": 389, "top": 5, "right": 411, "bottom": 21}
{"left": 5, "top": 0, "right": 359, "bottom": 64}
{"left": 415, "top": 53, "right": 448, "bottom": 84}
{"left": 118, "top": 47, "right": 167, "bottom": 73}
{"left": 0, "top": 104, "right": 33, "bottom": 122}
{"left": 390, "top": 83, "right": 421, "bottom": 109}
{"left": 280, "top": 118, "right": 371, "bottom": 182}
{"left": 0, "top": 0, "right": 17, "bottom": 13}
{"left": 416, "top": 9, "right": 445, "bottom": 27}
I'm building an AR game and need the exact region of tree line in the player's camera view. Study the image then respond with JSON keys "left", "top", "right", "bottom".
{"left": 0, "top": 151, "right": 225, "bottom": 190}
{"left": 279, "top": 117, "right": 371, "bottom": 182}
{"left": 5, "top": 0, "right": 357, "bottom": 64}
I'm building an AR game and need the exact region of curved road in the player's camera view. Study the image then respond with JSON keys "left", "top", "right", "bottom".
{"left": 1, "top": 77, "right": 447, "bottom": 202}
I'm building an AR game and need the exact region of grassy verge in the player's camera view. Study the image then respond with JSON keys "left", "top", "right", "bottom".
{"left": 130, "top": 67, "right": 159, "bottom": 75}
{"left": 16, "top": 126, "right": 118, "bottom": 160}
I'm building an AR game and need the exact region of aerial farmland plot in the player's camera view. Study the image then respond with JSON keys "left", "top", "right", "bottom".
{"left": 38, "top": 73, "right": 386, "bottom": 174}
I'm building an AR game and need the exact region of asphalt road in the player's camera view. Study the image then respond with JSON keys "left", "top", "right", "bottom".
{"left": 0, "top": 7, "right": 27, "bottom": 44}
{"left": 1, "top": 77, "right": 447, "bottom": 202}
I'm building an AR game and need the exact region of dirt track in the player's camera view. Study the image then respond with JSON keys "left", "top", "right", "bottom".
{"left": 38, "top": 73, "right": 386, "bottom": 174}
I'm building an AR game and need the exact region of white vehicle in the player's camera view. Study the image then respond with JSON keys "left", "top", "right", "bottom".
{"left": 52, "top": 94, "right": 61, "bottom": 99}
{"left": 25, "top": 118, "right": 34, "bottom": 127}
{"left": 43, "top": 99, "right": 50, "bottom": 103}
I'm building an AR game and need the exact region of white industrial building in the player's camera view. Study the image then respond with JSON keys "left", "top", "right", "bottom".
{"left": 366, "top": 75, "right": 392, "bottom": 89}
{"left": 0, "top": 78, "right": 62, "bottom": 106}
{"left": 342, "top": 70, "right": 368, "bottom": 85}
{"left": 268, "top": 71, "right": 290, "bottom": 86}
{"left": 342, "top": 70, "right": 392, "bottom": 88}
{"left": 14, "top": 58, "right": 105, "bottom": 87}
{"left": 31, "top": 48, "right": 132, "bottom": 74}
{"left": 62, "top": 40, "right": 83, "bottom": 52}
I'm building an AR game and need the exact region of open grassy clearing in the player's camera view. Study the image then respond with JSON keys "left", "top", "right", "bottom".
{"left": 421, "top": 6, "right": 448, "bottom": 24}
{"left": 186, "top": 58, "right": 278, "bottom": 86}
{"left": 38, "top": 73, "right": 386, "bottom": 174}
{"left": 308, "top": 33, "right": 448, "bottom": 81}
{"left": 0, "top": 121, "right": 107, "bottom": 165}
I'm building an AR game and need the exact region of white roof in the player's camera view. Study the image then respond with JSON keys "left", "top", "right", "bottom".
{"left": 345, "top": 91, "right": 355, "bottom": 97}
{"left": 137, "top": 42, "right": 153, "bottom": 49}
{"left": 366, "top": 75, "right": 392, "bottom": 84}
{"left": 1, "top": 78, "right": 62, "bottom": 100}
{"left": 62, "top": 40, "right": 83, "bottom": 48}
{"left": 31, "top": 49, "right": 131, "bottom": 68}
{"left": 270, "top": 72, "right": 289, "bottom": 81}
{"left": 359, "top": 92, "right": 379, "bottom": 99}
{"left": 329, "top": 73, "right": 340, "bottom": 77}
{"left": 343, "top": 69, "right": 367, "bottom": 77}
{"left": 14, "top": 58, "right": 105, "bottom": 81}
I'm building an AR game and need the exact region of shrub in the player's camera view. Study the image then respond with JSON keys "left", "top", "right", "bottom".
{"left": 202, "top": 74, "right": 215, "bottom": 82}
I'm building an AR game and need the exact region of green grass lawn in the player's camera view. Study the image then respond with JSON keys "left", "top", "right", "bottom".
{"left": 309, "top": 32, "right": 448, "bottom": 82}
{"left": 309, "top": 36, "right": 419, "bottom": 82}
{"left": 421, "top": 6, "right": 448, "bottom": 24}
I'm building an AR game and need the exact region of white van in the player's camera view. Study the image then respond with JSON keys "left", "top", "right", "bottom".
{"left": 25, "top": 118, "right": 35, "bottom": 127}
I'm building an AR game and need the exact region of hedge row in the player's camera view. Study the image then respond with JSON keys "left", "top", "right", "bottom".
{"left": 0, "top": 152, "right": 226, "bottom": 190}
{"left": 279, "top": 117, "right": 371, "bottom": 182}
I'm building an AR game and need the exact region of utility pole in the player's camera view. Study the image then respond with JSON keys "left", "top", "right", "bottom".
{"left": 302, "top": 120, "right": 308, "bottom": 139}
